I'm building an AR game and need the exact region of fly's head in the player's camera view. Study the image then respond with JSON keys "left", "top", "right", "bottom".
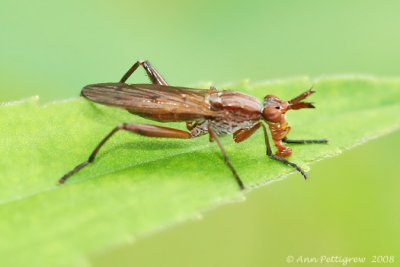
{"left": 262, "top": 88, "right": 316, "bottom": 123}
{"left": 262, "top": 95, "right": 290, "bottom": 123}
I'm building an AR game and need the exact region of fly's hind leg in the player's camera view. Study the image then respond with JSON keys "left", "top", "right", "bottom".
{"left": 119, "top": 60, "right": 169, "bottom": 85}
{"left": 186, "top": 121, "right": 197, "bottom": 130}
{"left": 283, "top": 137, "right": 328, "bottom": 144}
{"left": 59, "top": 123, "right": 192, "bottom": 184}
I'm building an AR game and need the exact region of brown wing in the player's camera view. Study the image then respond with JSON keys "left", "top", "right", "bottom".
{"left": 82, "top": 83, "right": 222, "bottom": 122}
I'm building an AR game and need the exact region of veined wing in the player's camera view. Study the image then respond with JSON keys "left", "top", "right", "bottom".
{"left": 82, "top": 83, "right": 222, "bottom": 121}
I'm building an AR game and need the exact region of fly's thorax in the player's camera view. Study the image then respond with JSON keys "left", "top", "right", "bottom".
{"left": 198, "top": 90, "right": 263, "bottom": 137}
{"left": 209, "top": 90, "right": 262, "bottom": 121}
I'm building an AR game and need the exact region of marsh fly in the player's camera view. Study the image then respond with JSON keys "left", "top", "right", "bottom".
{"left": 58, "top": 60, "right": 328, "bottom": 190}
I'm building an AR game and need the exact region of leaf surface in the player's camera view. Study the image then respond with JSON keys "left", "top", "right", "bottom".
{"left": 0, "top": 77, "right": 399, "bottom": 267}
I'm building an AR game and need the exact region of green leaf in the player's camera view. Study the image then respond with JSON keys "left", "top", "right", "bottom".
{"left": 1, "top": 76, "right": 399, "bottom": 267}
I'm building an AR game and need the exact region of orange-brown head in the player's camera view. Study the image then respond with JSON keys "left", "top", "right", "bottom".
{"left": 261, "top": 88, "right": 316, "bottom": 123}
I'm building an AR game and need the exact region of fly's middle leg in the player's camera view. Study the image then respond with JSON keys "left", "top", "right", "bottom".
{"left": 207, "top": 123, "right": 245, "bottom": 190}
{"left": 119, "top": 60, "right": 169, "bottom": 85}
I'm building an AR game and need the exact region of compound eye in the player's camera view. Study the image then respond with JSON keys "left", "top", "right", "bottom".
{"left": 262, "top": 106, "right": 281, "bottom": 122}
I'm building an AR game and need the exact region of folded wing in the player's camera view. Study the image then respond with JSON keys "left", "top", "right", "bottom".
{"left": 82, "top": 83, "right": 221, "bottom": 122}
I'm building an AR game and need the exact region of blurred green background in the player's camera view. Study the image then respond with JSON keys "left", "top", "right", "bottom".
{"left": 1, "top": 0, "right": 399, "bottom": 266}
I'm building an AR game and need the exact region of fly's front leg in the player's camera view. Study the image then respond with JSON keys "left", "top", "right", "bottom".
{"left": 283, "top": 137, "right": 328, "bottom": 144}
{"left": 233, "top": 123, "right": 261, "bottom": 143}
{"left": 233, "top": 123, "right": 308, "bottom": 180}
{"left": 260, "top": 123, "right": 308, "bottom": 179}
{"left": 59, "top": 123, "right": 192, "bottom": 184}
{"left": 119, "top": 60, "right": 169, "bottom": 85}
{"left": 207, "top": 124, "right": 245, "bottom": 190}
